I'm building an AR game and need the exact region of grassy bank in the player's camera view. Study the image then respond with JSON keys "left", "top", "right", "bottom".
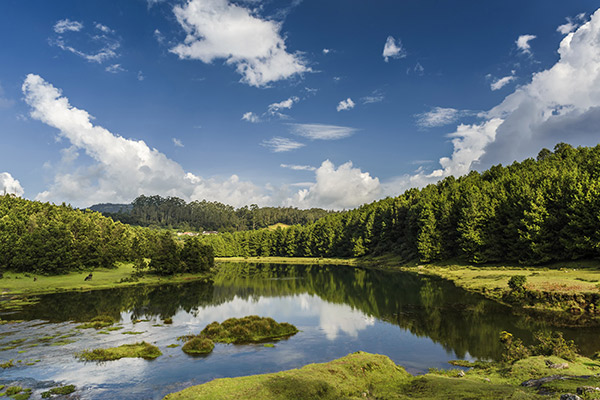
{"left": 164, "top": 350, "right": 600, "bottom": 399}
{"left": 0, "top": 262, "right": 211, "bottom": 310}
{"left": 215, "top": 256, "right": 357, "bottom": 265}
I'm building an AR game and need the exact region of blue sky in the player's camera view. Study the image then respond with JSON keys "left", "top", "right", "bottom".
{"left": 1, "top": 0, "right": 599, "bottom": 209}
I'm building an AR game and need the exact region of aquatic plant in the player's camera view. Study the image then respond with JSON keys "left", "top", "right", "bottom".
{"left": 182, "top": 337, "right": 214, "bottom": 355}
{"left": 76, "top": 341, "right": 161, "bottom": 361}
{"left": 76, "top": 314, "right": 116, "bottom": 329}
{"left": 199, "top": 315, "right": 298, "bottom": 344}
{"left": 41, "top": 385, "right": 76, "bottom": 398}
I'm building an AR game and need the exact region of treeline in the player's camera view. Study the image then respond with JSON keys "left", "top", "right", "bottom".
{"left": 0, "top": 195, "right": 212, "bottom": 275}
{"left": 94, "top": 195, "right": 333, "bottom": 232}
{"left": 201, "top": 143, "right": 600, "bottom": 265}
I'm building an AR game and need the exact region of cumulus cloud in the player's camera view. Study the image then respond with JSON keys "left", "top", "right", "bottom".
{"left": 322, "top": 48, "right": 331, "bottom": 54}
{"left": 516, "top": 34, "right": 536, "bottom": 54}
{"left": 280, "top": 164, "right": 316, "bottom": 171}
{"left": 415, "top": 107, "right": 475, "bottom": 128}
{"left": 172, "top": 138, "right": 184, "bottom": 147}
{"left": 293, "top": 160, "right": 381, "bottom": 210}
{"left": 242, "top": 111, "right": 260, "bottom": 123}
{"left": 50, "top": 20, "right": 120, "bottom": 64}
{"left": 53, "top": 19, "right": 83, "bottom": 34}
{"left": 22, "top": 74, "right": 270, "bottom": 207}
{"left": 490, "top": 72, "right": 516, "bottom": 91}
{"left": 261, "top": 137, "right": 305, "bottom": 152}
{"left": 289, "top": 123, "right": 357, "bottom": 140}
{"left": 137, "top": 71, "right": 145, "bottom": 81}
{"left": 170, "top": 0, "right": 310, "bottom": 87}
{"left": 0, "top": 172, "right": 24, "bottom": 196}
{"left": 382, "top": 36, "right": 406, "bottom": 62}
{"left": 336, "top": 98, "right": 355, "bottom": 112}
{"left": 388, "top": 10, "right": 600, "bottom": 197}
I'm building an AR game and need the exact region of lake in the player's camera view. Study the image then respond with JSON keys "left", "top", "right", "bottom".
{"left": 1, "top": 263, "right": 598, "bottom": 399}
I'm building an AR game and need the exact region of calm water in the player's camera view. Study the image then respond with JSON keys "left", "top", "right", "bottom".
{"left": 1, "top": 263, "right": 598, "bottom": 399}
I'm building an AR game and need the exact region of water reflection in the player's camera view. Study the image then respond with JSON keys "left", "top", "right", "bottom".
{"left": 2, "top": 263, "right": 599, "bottom": 399}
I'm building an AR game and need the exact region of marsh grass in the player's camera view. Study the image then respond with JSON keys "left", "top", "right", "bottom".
{"left": 76, "top": 341, "right": 161, "bottom": 361}
{"left": 199, "top": 316, "right": 298, "bottom": 344}
{"left": 41, "top": 385, "right": 76, "bottom": 398}
{"left": 182, "top": 337, "right": 214, "bottom": 355}
{"left": 76, "top": 315, "right": 116, "bottom": 330}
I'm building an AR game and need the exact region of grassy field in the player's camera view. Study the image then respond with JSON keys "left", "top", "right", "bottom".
{"left": 0, "top": 262, "right": 211, "bottom": 298}
{"left": 164, "top": 350, "right": 600, "bottom": 399}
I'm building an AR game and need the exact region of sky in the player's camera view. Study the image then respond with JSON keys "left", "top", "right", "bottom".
{"left": 1, "top": 0, "right": 600, "bottom": 210}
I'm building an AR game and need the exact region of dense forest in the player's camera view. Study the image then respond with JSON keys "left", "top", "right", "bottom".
{"left": 200, "top": 143, "right": 600, "bottom": 265}
{"left": 91, "top": 196, "right": 334, "bottom": 232}
{"left": 0, "top": 196, "right": 213, "bottom": 275}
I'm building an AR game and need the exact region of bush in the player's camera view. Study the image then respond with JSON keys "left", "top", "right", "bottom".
{"left": 508, "top": 275, "right": 527, "bottom": 291}
{"left": 499, "top": 331, "right": 530, "bottom": 363}
{"left": 531, "top": 331, "right": 578, "bottom": 361}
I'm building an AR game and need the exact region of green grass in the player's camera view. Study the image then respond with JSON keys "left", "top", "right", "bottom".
{"left": 76, "top": 315, "right": 116, "bottom": 330}
{"left": 0, "top": 262, "right": 212, "bottom": 298}
{"left": 76, "top": 341, "right": 162, "bottom": 361}
{"left": 199, "top": 316, "right": 298, "bottom": 344}
{"left": 162, "top": 351, "right": 600, "bottom": 400}
{"left": 215, "top": 256, "right": 357, "bottom": 266}
{"left": 182, "top": 337, "right": 214, "bottom": 355}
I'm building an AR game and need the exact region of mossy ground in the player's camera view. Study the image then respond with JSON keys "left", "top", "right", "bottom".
{"left": 199, "top": 315, "right": 298, "bottom": 344}
{"left": 76, "top": 341, "right": 161, "bottom": 361}
{"left": 164, "top": 351, "right": 600, "bottom": 400}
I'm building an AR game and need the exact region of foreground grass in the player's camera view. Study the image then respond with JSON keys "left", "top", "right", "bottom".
{"left": 0, "top": 262, "right": 211, "bottom": 298}
{"left": 164, "top": 351, "right": 566, "bottom": 400}
{"left": 76, "top": 341, "right": 161, "bottom": 361}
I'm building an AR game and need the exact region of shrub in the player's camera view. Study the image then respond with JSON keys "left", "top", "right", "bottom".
{"left": 499, "top": 331, "right": 530, "bottom": 363}
{"left": 531, "top": 331, "right": 578, "bottom": 361}
{"left": 508, "top": 275, "right": 527, "bottom": 291}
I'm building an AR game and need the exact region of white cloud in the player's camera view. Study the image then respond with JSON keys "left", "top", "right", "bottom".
{"left": 53, "top": 19, "right": 83, "bottom": 34}
{"left": 415, "top": 107, "right": 475, "bottom": 128}
{"left": 105, "top": 64, "right": 126, "bottom": 74}
{"left": 322, "top": 48, "right": 331, "bottom": 54}
{"left": 0, "top": 172, "right": 24, "bottom": 196}
{"left": 336, "top": 98, "right": 355, "bottom": 112}
{"left": 382, "top": 36, "right": 406, "bottom": 62}
{"left": 50, "top": 21, "right": 120, "bottom": 64}
{"left": 516, "top": 34, "right": 536, "bottom": 54}
{"left": 137, "top": 71, "right": 145, "bottom": 81}
{"left": 172, "top": 138, "right": 184, "bottom": 147}
{"left": 95, "top": 23, "right": 113, "bottom": 34}
{"left": 361, "top": 90, "right": 384, "bottom": 104}
{"left": 557, "top": 14, "right": 587, "bottom": 35}
{"left": 293, "top": 160, "right": 381, "bottom": 210}
{"left": 387, "top": 10, "right": 600, "bottom": 197}
{"left": 289, "top": 123, "right": 357, "bottom": 140}
{"left": 154, "top": 29, "right": 165, "bottom": 45}
{"left": 280, "top": 164, "right": 316, "bottom": 171}
{"left": 170, "top": 0, "right": 310, "bottom": 87}
{"left": 261, "top": 137, "right": 305, "bottom": 152}
{"left": 22, "top": 74, "right": 270, "bottom": 207}
{"left": 242, "top": 111, "right": 261, "bottom": 123}
{"left": 490, "top": 73, "right": 516, "bottom": 91}
{"left": 268, "top": 96, "right": 299, "bottom": 113}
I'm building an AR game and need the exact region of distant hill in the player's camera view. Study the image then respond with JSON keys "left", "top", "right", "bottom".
{"left": 88, "top": 195, "right": 334, "bottom": 232}
{"left": 88, "top": 203, "right": 133, "bottom": 214}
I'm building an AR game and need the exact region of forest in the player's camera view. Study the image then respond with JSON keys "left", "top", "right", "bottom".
{"left": 0, "top": 196, "right": 213, "bottom": 275}
{"left": 199, "top": 143, "right": 600, "bottom": 265}
{"left": 92, "top": 196, "right": 334, "bottom": 232}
